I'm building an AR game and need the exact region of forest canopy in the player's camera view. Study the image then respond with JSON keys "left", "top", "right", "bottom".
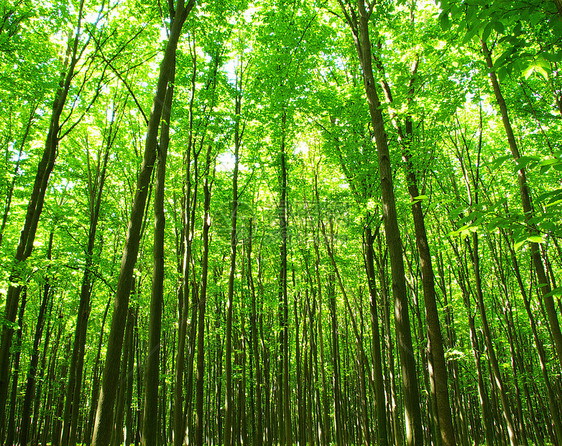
{"left": 0, "top": 0, "right": 561, "bottom": 445}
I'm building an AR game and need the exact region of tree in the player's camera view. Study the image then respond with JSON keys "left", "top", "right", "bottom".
{"left": 91, "top": 1, "right": 195, "bottom": 444}
{"left": 336, "top": 0, "right": 423, "bottom": 443}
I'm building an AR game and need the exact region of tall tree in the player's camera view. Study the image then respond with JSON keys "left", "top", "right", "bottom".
{"left": 336, "top": 0, "right": 423, "bottom": 443}
{"left": 91, "top": 1, "right": 195, "bottom": 444}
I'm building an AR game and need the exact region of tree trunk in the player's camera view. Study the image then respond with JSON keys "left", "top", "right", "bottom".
{"left": 31, "top": 296, "right": 54, "bottom": 446}
{"left": 338, "top": 2, "right": 423, "bottom": 442}
{"left": 276, "top": 110, "right": 292, "bottom": 446}
{"left": 142, "top": 43, "right": 176, "bottom": 446}
{"left": 61, "top": 109, "right": 114, "bottom": 446}
{"left": 174, "top": 48, "right": 197, "bottom": 446}
{"left": 111, "top": 305, "right": 136, "bottom": 446}
{"left": 83, "top": 297, "right": 112, "bottom": 446}
{"left": 195, "top": 143, "right": 213, "bottom": 446}
{"left": 5, "top": 286, "right": 27, "bottom": 446}
{"left": 482, "top": 38, "right": 562, "bottom": 369}
{"left": 224, "top": 75, "right": 242, "bottom": 446}
{"left": 469, "top": 233, "right": 518, "bottom": 446}
{"left": 503, "top": 229, "right": 562, "bottom": 444}
{"left": 247, "top": 219, "right": 263, "bottom": 446}
{"left": 402, "top": 148, "right": 456, "bottom": 446}
{"left": 364, "top": 226, "right": 388, "bottom": 446}
{"left": 91, "top": 3, "right": 193, "bottom": 444}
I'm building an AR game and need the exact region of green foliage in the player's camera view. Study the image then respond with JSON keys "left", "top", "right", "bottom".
{"left": 0, "top": 0, "right": 561, "bottom": 444}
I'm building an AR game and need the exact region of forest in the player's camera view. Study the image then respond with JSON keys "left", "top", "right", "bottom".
{"left": 0, "top": 0, "right": 561, "bottom": 445}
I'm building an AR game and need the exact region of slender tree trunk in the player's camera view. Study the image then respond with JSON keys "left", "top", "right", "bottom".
{"left": 224, "top": 76, "right": 242, "bottom": 446}
{"left": 195, "top": 144, "right": 213, "bottom": 446}
{"left": 5, "top": 286, "right": 27, "bottom": 446}
{"left": 276, "top": 110, "right": 292, "bottom": 446}
{"left": 173, "top": 41, "right": 198, "bottom": 446}
{"left": 295, "top": 291, "right": 305, "bottom": 446}
{"left": 462, "top": 263, "right": 495, "bottom": 446}
{"left": 125, "top": 307, "right": 138, "bottom": 446}
{"left": 52, "top": 339, "right": 71, "bottom": 446}
{"left": 40, "top": 311, "right": 64, "bottom": 446}
{"left": 469, "top": 233, "right": 518, "bottom": 446}
{"left": 337, "top": 2, "right": 423, "bottom": 442}
{"left": 247, "top": 219, "right": 263, "bottom": 446}
{"left": 111, "top": 307, "right": 134, "bottom": 446}
{"left": 313, "top": 214, "right": 330, "bottom": 446}
{"left": 91, "top": 3, "right": 193, "bottom": 444}
{"left": 83, "top": 297, "right": 112, "bottom": 446}
{"left": 503, "top": 229, "right": 562, "bottom": 444}
{"left": 327, "top": 273, "right": 343, "bottom": 445}
{"left": 482, "top": 39, "right": 562, "bottom": 369}
{"left": 364, "top": 226, "right": 388, "bottom": 446}
{"left": 402, "top": 148, "right": 456, "bottom": 446}
{"left": 31, "top": 297, "right": 54, "bottom": 446}
{"left": 61, "top": 110, "right": 114, "bottom": 446}
{"left": 142, "top": 47, "right": 176, "bottom": 446}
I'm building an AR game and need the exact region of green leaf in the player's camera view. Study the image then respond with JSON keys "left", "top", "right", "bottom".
{"left": 492, "top": 21, "right": 504, "bottom": 35}
{"left": 482, "top": 22, "right": 493, "bottom": 43}
{"left": 514, "top": 239, "right": 525, "bottom": 251}
{"left": 489, "top": 154, "right": 511, "bottom": 169}
{"left": 515, "top": 155, "right": 539, "bottom": 170}
{"left": 545, "top": 287, "right": 562, "bottom": 298}
{"left": 515, "top": 234, "right": 544, "bottom": 250}
{"left": 463, "top": 25, "right": 481, "bottom": 45}
{"left": 527, "top": 235, "right": 544, "bottom": 244}
{"left": 439, "top": 11, "right": 450, "bottom": 30}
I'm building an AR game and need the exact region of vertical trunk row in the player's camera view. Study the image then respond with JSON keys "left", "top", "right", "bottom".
{"left": 142, "top": 41, "right": 176, "bottom": 446}
{"left": 61, "top": 106, "right": 115, "bottom": 446}
{"left": 173, "top": 49, "right": 198, "bottom": 446}
{"left": 19, "top": 230, "right": 54, "bottom": 446}
{"left": 5, "top": 286, "right": 27, "bottom": 446}
{"left": 468, "top": 232, "right": 518, "bottom": 446}
{"left": 247, "top": 219, "right": 263, "bottom": 446}
{"left": 364, "top": 226, "right": 388, "bottom": 446}
{"left": 0, "top": 3, "right": 87, "bottom": 434}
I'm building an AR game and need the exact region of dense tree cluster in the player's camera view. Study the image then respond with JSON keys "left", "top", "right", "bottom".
{"left": 0, "top": 0, "right": 561, "bottom": 445}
